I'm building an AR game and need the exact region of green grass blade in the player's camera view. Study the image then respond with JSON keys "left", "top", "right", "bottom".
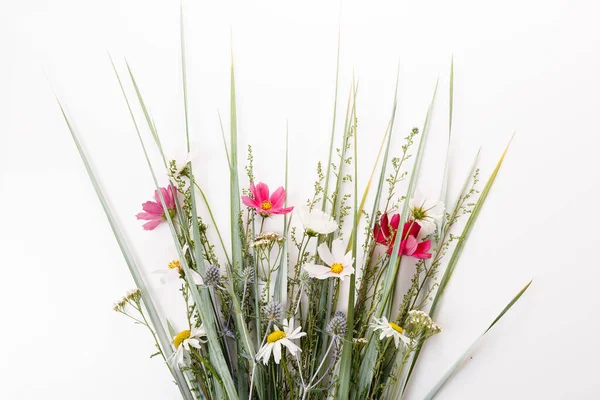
{"left": 112, "top": 57, "right": 238, "bottom": 400}
{"left": 337, "top": 79, "right": 359, "bottom": 399}
{"left": 180, "top": 3, "right": 190, "bottom": 152}
{"left": 377, "top": 79, "right": 438, "bottom": 318}
{"left": 346, "top": 121, "right": 389, "bottom": 251}
{"left": 229, "top": 55, "right": 243, "bottom": 285}
{"left": 485, "top": 280, "right": 532, "bottom": 333}
{"left": 356, "top": 64, "right": 402, "bottom": 397}
{"left": 402, "top": 137, "right": 513, "bottom": 396}
{"left": 122, "top": 59, "right": 168, "bottom": 170}
{"left": 357, "top": 79, "right": 439, "bottom": 398}
{"left": 440, "top": 58, "right": 453, "bottom": 204}
{"left": 227, "top": 52, "right": 264, "bottom": 399}
{"left": 55, "top": 96, "right": 195, "bottom": 400}
{"left": 274, "top": 122, "right": 289, "bottom": 306}
{"left": 321, "top": 27, "right": 341, "bottom": 213}
{"left": 218, "top": 110, "right": 232, "bottom": 169}
{"left": 402, "top": 148, "right": 480, "bottom": 390}
{"left": 423, "top": 280, "right": 532, "bottom": 400}
{"left": 430, "top": 136, "right": 513, "bottom": 318}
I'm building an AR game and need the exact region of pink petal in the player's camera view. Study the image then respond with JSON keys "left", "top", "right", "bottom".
{"left": 401, "top": 236, "right": 418, "bottom": 256}
{"left": 142, "top": 219, "right": 163, "bottom": 230}
{"left": 413, "top": 240, "right": 432, "bottom": 259}
{"left": 142, "top": 201, "right": 164, "bottom": 215}
{"left": 269, "top": 187, "right": 286, "bottom": 208}
{"left": 242, "top": 196, "right": 260, "bottom": 209}
{"left": 255, "top": 182, "right": 270, "bottom": 203}
{"left": 374, "top": 214, "right": 389, "bottom": 244}
{"left": 136, "top": 211, "right": 159, "bottom": 220}
{"left": 271, "top": 205, "right": 294, "bottom": 215}
{"left": 389, "top": 214, "right": 400, "bottom": 230}
{"left": 402, "top": 220, "right": 421, "bottom": 240}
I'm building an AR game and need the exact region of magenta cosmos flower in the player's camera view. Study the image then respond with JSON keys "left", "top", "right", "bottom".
{"left": 373, "top": 213, "right": 432, "bottom": 259}
{"left": 241, "top": 182, "right": 294, "bottom": 217}
{"left": 136, "top": 185, "right": 178, "bottom": 231}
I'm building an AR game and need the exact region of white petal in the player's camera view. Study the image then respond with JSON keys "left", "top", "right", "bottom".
{"left": 393, "top": 333, "right": 400, "bottom": 348}
{"left": 342, "top": 250, "right": 354, "bottom": 267}
{"left": 273, "top": 342, "right": 282, "bottom": 364}
{"left": 303, "top": 263, "right": 333, "bottom": 279}
{"left": 331, "top": 238, "right": 346, "bottom": 261}
{"left": 280, "top": 339, "right": 301, "bottom": 356}
{"left": 297, "top": 206, "right": 309, "bottom": 227}
{"left": 190, "top": 270, "right": 204, "bottom": 285}
{"left": 187, "top": 339, "right": 201, "bottom": 349}
{"left": 317, "top": 243, "right": 335, "bottom": 266}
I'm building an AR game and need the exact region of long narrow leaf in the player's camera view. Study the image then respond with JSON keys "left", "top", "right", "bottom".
{"left": 321, "top": 27, "right": 341, "bottom": 213}
{"left": 439, "top": 57, "right": 454, "bottom": 204}
{"left": 355, "top": 64, "right": 402, "bottom": 397}
{"left": 55, "top": 96, "right": 195, "bottom": 400}
{"left": 423, "top": 280, "right": 532, "bottom": 400}
{"left": 112, "top": 56, "right": 239, "bottom": 400}
{"left": 430, "top": 136, "right": 514, "bottom": 317}
{"left": 402, "top": 148, "right": 480, "bottom": 391}
{"left": 337, "top": 79, "right": 359, "bottom": 399}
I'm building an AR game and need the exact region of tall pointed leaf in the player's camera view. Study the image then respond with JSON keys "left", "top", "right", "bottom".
{"left": 423, "top": 280, "right": 532, "bottom": 400}
{"left": 55, "top": 96, "right": 195, "bottom": 400}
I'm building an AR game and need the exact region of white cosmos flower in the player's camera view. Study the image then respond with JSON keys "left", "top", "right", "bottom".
{"left": 169, "top": 325, "right": 207, "bottom": 368}
{"left": 167, "top": 144, "right": 199, "bottom": 178}
{"left": 154, "top": 259, "right": 204, "bottom": 286}
{"left": 408, "top": 189, "right": 445, "bottom": 236}
{"left": 371, "top": 316, "right": 412, "bottom": 349}
{"left": 256, "top": 318, "right": 306, "bottom": 365}
{"left": 297, "top": 206, "right": 338, "bottom": 235}
{"left": 303, "top": 238, "right": 354, "bottom": 281}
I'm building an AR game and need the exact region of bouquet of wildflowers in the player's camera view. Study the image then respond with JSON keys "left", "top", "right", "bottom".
{"left": 56, "top": 17, "right": 531, "bottom": 400}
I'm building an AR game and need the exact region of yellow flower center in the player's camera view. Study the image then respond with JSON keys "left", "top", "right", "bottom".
{"left": 389, "top": 322, "right": 403, "bottom": 334}
{"left": 168, "top": 260, "right": 181, "bottom": 271}
{"left": 330, "top": 263, "right": 344, "bottom": 274}
{"left": 261, "top": 200, "right": 273, "bottom": 211}
{"left": 267, "top": 330, "right": 286, "bottom": 343}
{"left": 173, "top": 329, "right": 191, "bottom": 348}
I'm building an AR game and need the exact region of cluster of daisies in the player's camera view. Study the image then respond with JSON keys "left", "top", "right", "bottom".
{"left": 129, "top": 178, "right": 444, "bottom": 370}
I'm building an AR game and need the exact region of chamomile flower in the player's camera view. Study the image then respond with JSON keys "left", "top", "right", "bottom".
{"left": 154, "top": 259, "right": 204, "bottom": 286}
{"left": 408, "top": 190, "right": 444, "bottom": 236}
{"left": 169, "top": 325, "right": 207, "bottom": 368}
{"left": 371, "top": 316, "right": 412, "bottom": 349}
{"left": 297, "top": 206, "right": 338, "bottom": 236}
{"left": 256, "top": 318, "right": 306, "bottom": 365}
{"left": 302, "top": 238, "right": 354, "bottom": 281}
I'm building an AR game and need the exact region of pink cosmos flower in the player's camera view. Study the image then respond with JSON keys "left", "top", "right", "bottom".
{"left": 241, "top": 182, "right": 294, "bottom": 217}
{"left": 373, "top": 213, "right": 432, "bottom": 259}
{"left": 136, "top": 185, "right": 178, "bottom": 231}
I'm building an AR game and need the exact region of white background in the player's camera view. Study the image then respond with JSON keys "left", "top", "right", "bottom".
{"left": 1, "top": 0, "right": 598, "bottom": 399}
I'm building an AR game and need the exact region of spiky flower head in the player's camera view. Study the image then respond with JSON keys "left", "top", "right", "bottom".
{"left": 326, "top": 311, "right": 347, "bottom": 338}
{"left": 243, "top": 266, "right": 256, "bottom": 284}
{"left": 262, "top": 301, "right": 283, "bottom": 322}
{"left": 204, "top": 265, "right": 221, "bottom": 286}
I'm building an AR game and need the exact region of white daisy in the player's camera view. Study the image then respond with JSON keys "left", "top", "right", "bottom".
{"left": 371, "top": 316, "right": 412, "bottom": 349}
{"left": 169, "top": 325, "right": 207, "bottom": 368}
{"left": 303, "top": 238, "right": 354, "bottom": 281}
{"left": 256, "top": 318, "right": 306, "bottom": 365}
{"left": 408, "top": 189, "right": 445, "bottom": 236}
{"left": 297, "top": 206, "right": 338, "bottom": 236}
{"left": 154, "top": 259, "right": 204, "bottom": 286}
